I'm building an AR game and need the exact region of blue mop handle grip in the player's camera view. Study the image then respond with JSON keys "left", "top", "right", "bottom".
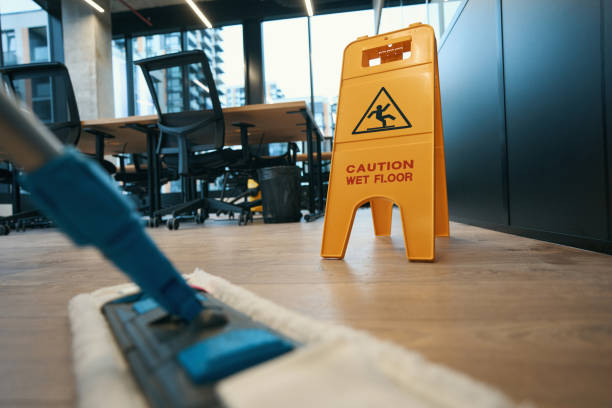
{"left": 22, "top": 148, "right": 203, "bottom": 321}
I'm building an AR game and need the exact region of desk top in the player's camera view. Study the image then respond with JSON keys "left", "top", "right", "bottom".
{"left": 78, "top": 101, "right": 310, "bottom": 155}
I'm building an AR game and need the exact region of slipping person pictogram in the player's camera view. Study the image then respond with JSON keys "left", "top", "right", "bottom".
{"left": 352, "top": 87, "right": 412, "bottom": 135}
{"left": 367, "top": 104, "right": 396, "bottom": 129}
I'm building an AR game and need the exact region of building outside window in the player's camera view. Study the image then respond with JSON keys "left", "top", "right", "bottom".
{"left": 0, "top": 0, "right": 50, "bottom": 65}
{"left": 185, "top": 25, "right": 245, "bottom": 108}
{"left": 186, "top": 25, "right": 245, "bottom": 108}
{"left": 132, "top": 32, "right": 182, "bottom": 115}
{"left": 2, "top": 29, "right": 16, "bottom": 65}
{"left": 0, "top": 0, "right": 52, "bottom": 123}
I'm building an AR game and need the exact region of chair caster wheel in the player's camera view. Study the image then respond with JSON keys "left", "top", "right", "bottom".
{"left": 195, "top": 213, "right": 206, "bottom": 224}
{"left": 168, "top": 217, "right": 179, "bottom": 230}
{"left": 0, "top": 224, "right": 9, "bottom": 236}
{"left": 149, "top": 216, "right": 161, "bottom": 228}
{"left": 238, "top": 211, "right": 252, "bottom": 226}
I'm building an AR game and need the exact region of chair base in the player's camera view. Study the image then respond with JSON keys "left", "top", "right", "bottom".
{"left": 0, "top": 210, "right": 52, "bottom": 235}
{"left": 151, "top": 197, "right": 258, "bottom": 230}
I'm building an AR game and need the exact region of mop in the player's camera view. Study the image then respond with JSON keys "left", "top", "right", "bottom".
{"left": 70, "top": 269, "right": 531, "bottom": 408}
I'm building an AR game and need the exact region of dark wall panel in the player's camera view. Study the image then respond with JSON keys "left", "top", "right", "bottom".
{"left": 502, "top": 0, "right": 608, "bottom": 239}
{"left": 438, "top": 0, "right": 507, "bottom": 224}
{"left": 605, "top": 0, "right": 612, "bottom": 240}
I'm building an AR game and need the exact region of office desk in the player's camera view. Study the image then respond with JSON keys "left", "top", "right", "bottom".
{"left": 80, "top": 101, "right": 326, "bottom": 221}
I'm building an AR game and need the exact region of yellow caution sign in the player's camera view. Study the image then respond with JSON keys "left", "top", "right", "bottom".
{"left": 321, "top": 23, "right": 449, "bottom": 261}
{"left": 247, "top": 178, "right": 263, "bottom": 212}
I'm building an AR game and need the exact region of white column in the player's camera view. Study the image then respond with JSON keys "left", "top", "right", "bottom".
{"left": 61, "top": 0, "right": 114, "bottom": 120}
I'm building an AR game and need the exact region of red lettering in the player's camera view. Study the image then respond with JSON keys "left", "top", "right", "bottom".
{"left": 391, "top": 161, "right": 401, "bottom": 170}
{"left": 346, "top": 164, "right": 355, "bottom": 173}
{"left": 346, "top": 176, "right": 356, "bottom": 185}
{"left": 406, "top": 172, "right": 413, "bottom": 181}
{"left": 357, "top": 164, "right": 366, "bottom": 173}
{"left": 403, "top": 160, "right": 414, "bottom": 169}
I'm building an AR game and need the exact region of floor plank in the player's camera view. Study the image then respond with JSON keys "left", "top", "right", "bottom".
{"left": 0, "top": 208, "right": 611, "bottom": 408}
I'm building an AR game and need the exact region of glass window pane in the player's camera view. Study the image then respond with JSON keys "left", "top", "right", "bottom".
{"left": 263, "top": 17, "right": 311, "bottom": 105}
{"left": 149, "top": 66, "right": 183, "bottom": 114}
{"left": 7, "top": 71, "right": 76, "bottom": 143}
{"left": 132, "top": 32, "right": 182, "bottom": 115}
{"left": 12, "top": 77, "right": 52, "bottom": 122}
{"left": 379, "top": 4, "right": 428, "bottom": 35}
{"left": 0, "top": 0, "right": 50, "bottom": 65}
{"left": 145, "top": 61, "right": 216, "bottom": 115}
{"left": 186, "top": 25, "right": 245, "bottom": 108}
{"left": 187, "top": 62, "right": 214, "bottom": 111}
{"left": 112, "top": 38, "right": 128, "bottom": 118}
{"left": 310, "top": 9, "right": 374, "bottom": 137}
{"left": 427, "top": 0, "right": 462, "bottom": 40}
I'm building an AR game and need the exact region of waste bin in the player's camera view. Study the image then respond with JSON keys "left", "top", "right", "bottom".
{"left": 257, "top": 166, "right": 302, "bottom": 223}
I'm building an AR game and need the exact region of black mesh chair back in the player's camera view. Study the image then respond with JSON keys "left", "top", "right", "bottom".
{"left": 135, "top": 50, "right": 225, "bottom": 152}
{"left": 0, "top": 62, "right": 81, "bottom": 146}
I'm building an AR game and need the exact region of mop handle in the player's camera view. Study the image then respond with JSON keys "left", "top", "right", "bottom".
{"left": 0, "top": 88, "right": 203, "bottom": 321}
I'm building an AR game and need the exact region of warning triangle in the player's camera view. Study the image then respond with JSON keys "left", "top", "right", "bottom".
{"left": 352, "top": 87, "right": 412, "bottom": 135}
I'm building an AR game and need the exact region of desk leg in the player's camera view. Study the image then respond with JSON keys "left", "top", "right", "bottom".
{"left": 154, "top": 145, "right": 161, "bottom": 213}
{"left": 10, "top": 163, "right": 21, "bottom": 214}
{"left": 146, "top": 132, "right": 157, "bottom": 219}
{"left": 95, "top": 134, "right": 104, "bottom": 163}
{"left": 306, "top": 118, "right": 316, "bottom": 216}
{"left": 314, "top": 123, "right": 324, "bottom": 213}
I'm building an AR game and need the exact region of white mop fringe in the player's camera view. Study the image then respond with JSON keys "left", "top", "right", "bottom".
{"left": 69, "top": 269, "right": 533, "bottom": 408}
{"left": 189, "top": 269, "right": 530, "bottom": 408}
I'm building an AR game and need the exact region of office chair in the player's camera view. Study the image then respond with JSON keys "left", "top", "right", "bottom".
{"left": 0, "top": 62, "right": 115, "bottom": 233}
{"left": 135, "top": 50, "right": 294, "bottom": 229}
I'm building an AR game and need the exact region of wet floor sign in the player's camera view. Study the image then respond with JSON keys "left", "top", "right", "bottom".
{"left": 321, "top": 23, "right": 449, "bottom": 261}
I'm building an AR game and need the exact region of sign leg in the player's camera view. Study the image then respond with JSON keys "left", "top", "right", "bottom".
{"left": 370, "top": 197, "right": 393, "bottom": 236}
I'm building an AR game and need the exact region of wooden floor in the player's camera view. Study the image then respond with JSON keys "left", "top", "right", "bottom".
{"left": 0, "top": 209, "right": 611, "bottom": 408}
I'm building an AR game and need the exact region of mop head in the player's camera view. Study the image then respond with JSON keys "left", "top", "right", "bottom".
{"left": 69, "top": 269, "right": 531, "bottom": 408}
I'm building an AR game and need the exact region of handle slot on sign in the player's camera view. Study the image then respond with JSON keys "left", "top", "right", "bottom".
{"left": 362, "top": 38, "right": 412, "bottom": 67}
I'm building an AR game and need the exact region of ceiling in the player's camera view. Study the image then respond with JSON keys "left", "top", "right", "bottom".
{"left": 110, "top": 0, "right": 196, "bottom": 13}
{"left": 110, "top": 0, "right": 368, "bottom": 14}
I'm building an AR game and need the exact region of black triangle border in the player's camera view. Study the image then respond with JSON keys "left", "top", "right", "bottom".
{"left": 351, "top": 87, "right": 413, "bottom": 135}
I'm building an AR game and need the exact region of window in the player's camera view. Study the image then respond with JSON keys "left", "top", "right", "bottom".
{"left": 0, "top": 0, "right": 50, "bottom": 65}
{"left": 2, "top": 29, "right": 16, "bottom": 65}
{"left": 186, "top": 25, "right": 245, "bottom": 108}
{"left": 263, "top": 17, "right": 311, "bottom": 105}
{"left": 132, "top": 32, "right": 182, "bottom": 115}
{"left": 29, "top": 26, "right": 48, "bottom": 62}
{"left": 112, "top": 38, "right": 128, "bottom": 118}
{"left": 427, "top": 0, "right": 462, "bottom": 40}
{"left": 379, "top": 3, "right": 428, "bottom": 35}
{"left": 120, "top": 25, "right": 246, "bottom": 116}
{"left": 310, "top": 9, "right": 374, "bottom": 137}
